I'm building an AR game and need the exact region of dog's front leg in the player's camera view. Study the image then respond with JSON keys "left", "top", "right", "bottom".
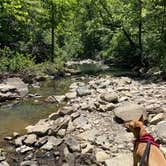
{"left": 133, "top": 154, "right": 138, "bottom": 166}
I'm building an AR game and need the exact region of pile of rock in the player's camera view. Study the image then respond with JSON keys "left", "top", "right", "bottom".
{"left": 2, "top": 75, "right": 166, "bottom": 166}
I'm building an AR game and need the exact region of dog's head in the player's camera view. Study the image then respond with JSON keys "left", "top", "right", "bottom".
{"left": 125, "top": 115, "right": 145, "bottom": 138}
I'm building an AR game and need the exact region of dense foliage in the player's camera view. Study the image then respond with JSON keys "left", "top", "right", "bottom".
{"left": 0, "top": 0, "right": 165, "bottom": 72}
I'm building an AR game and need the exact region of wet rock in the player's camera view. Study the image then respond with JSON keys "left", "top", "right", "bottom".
{"left": 100, "top": 92, "right": 118, "bottom": 103}
{"left": 114, "top": 102, "right": 147, "bottom": 122}
{"left": 105, "top": 153, "right": 133, "bottom": 166}
{"left": 23, "top": 134, "right": 37, "bottom": 146}
{"left": 66, "top": 137, "right": 81, "bottom": 152}
{"left": 150, "top": 113, "right": 164, "bottom": 125}
{"left": 76, "top": 86, "right": 91, "bottom": 97}
{"left": 45, "top": 95, "right": 65, "bottom": 103}
{"left": 40, "top": 136, "right": 63, "bottom": 150}
{"left": 20, "top": 160, "right": 37, "bottom": 166}
{"left": 95, "top": 150, "right": 109, "bottom": 163}
{"left": 155, "top": 121, "right": 166, "bottom": 143}
{"left": 16, "top": 145, "right": 33, "bottom": 154}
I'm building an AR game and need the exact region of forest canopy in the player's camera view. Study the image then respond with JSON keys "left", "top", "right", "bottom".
{"left": 0, "top": 0, "right": 166, "bottom": 72}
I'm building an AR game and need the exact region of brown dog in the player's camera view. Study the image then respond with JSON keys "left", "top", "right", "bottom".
{"left": 125, "top": 115, "right": 166, "bottom": 166}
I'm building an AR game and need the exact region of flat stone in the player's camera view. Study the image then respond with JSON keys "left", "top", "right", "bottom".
{"left": 78, "top": 128, "right": 99, "bottom": 142}
{"left": 98, "top": 103, "right": 116, "bottom": 112}
{"left": 113, "top": 102, "right": 147, "bottom": 122}
{"left": 66, "top": 137, "right": 81, "bottom": 152}
{"left": 65, "top": 92, "right": 77, "bottom": 100}
{"left": 20, "top": 160, "right": 37, "bottom": 166}
{"left": 150, "top": 113, "right": 164, "bottom": 125}
{"left": 16, "top": 145, "right": 33, "bottom": 154}
{"left": 73, "top": 116, "right": 89, "bottom": 129}
{"left": 96, "top": 150, "right": 110, "bottom": 163}
{"left": 0, "top": 161, "right": 10, "bottom": 166}
{"left": 81, "top": 142, "right": 93, "bottom": 154}
{"left": 15, "top": 135, "right": 27, "bottom": 146}
{"left": 76, "top": 86, "right": 91, "bottom": 97}
{"left": 0, "top": 156, "right": 5, "bottom": 162}
{"left": 105, "top": 153, "right": 133, "bottom": 166}
{"left": 100, "top": 92, "right": 118, "bottom": 103}
{"left": 40, "top": 136, "right": 63, "bottom": 150}
{"left": 155, "top": 121, "right": 166, "bottom": 143}
{"left": 57, "top": 129, "right": 66, "bottom": 137}
{"left": 26, "top": 123, "right": 50, "bottom": 136}
{"left": 23, "top": 134, "right": 37, "bottom": 146}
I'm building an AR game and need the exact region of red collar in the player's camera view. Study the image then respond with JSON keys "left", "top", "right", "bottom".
{"left": 133, "top": 133, "right": 160, "bottom": 149}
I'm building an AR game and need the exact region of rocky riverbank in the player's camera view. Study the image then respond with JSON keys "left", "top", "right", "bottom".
{"left": 1, "top": 74, "right": 166, "bottom": 166}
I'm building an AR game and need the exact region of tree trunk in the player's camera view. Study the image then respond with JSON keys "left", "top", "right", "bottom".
{"left": 51, "top": 2, "right": 55, "bottom": 62}
{"left": 138, "top": 0, "right": 143, "bottom": 65}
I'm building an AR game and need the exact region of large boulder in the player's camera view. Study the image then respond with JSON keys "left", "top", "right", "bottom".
{"left": 0, "top": 77, "right": 28, "bottom": 101}
{"left": 105, "top": 153, "right": 133, "bottom": 166}
{"left": 113, "top": 102, "right": 147, "bottom": 122}
{"left": 155, "top": 121, "right": 166, "bottom": 143}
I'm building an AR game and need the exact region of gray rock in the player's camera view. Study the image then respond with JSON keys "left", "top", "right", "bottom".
{"left": 0, "top": 156, "right": 5, "bottom": 162}
{"left": 5, "top": 77, "right": 28, "bottom": 97}
{"left": 45, "top": 95, "right": 65, "bottom": 103}
{"left": 114, "top": 102, "right": 147, "bottom": 122}
{"left": 65, "top": 92, "right": 77, "bottom": 100}
{"left": 57, "top": 129, "right": 66, "bottom": 137}
{"left": 81, "top": 142, "right": 93, "bottom": 154}
{"left": 15, "top": 135, "right": 27, "bottom": 146}
{"left": 95, "top": 150, "right": 109, "bottom": 163}
{"left": 155, "top": 121, "right": 166, "bottom": 143}
{"left": 105, "top": 153, "right": 133, "bottom": 166}
{"left": 26, "top": 122, "right": 50, "bottom": 136}
{"left": 66, "top": 137, "right": 81, "bottom": 152}
{"left": 58, "top": 107, "right": 74, "bottom": 116}
{"left": 76, "top": 86, "right": 91, "bottom": 97}
{"left": 100, "top": 92, "right": 118, "bottom": 103}
{"left": 98, "top": 103, "right": 116, "bottom": 112}
{"left": 23, "top": 134, "right": 37, "bottom": 146}
{"left": 40, "top": 136, "right": 63, "bottom": 150}
{"left": 0, "top": 161, "right": 9, "bottom": 166}
{"left": 16, "top": 145, "right": 33, "bottom": 154}
{"left": 35, "top": 136, "right": 48, "bottom": 147}
{"left": 150, "top": 113, "right": 164, "bottom": 125}
{"left": 73, "top": 116, "right": 89, "bottom": 129}
{"left": 77, "top": 128, "right": 99, "bottom": 142}
{"left": 20, "top": 160, "right": 37, "bottom": 166}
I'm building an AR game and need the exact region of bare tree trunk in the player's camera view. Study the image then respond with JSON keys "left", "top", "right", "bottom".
{"left": 161, "top": 0, "right": 166, "bottom": 41}
{"left": 51, "top": 2, "right": 55, "bottom": 62}
{"left": 138, "top": 0, "right": 143, "bottom": 65}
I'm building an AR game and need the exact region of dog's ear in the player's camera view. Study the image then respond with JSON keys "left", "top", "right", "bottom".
{"left": 138, "top": 115, "right": 144, "bottom": 122}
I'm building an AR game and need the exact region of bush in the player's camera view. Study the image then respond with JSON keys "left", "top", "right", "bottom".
{"left": 0, "top": 49, "right": 35, "bottom": 72}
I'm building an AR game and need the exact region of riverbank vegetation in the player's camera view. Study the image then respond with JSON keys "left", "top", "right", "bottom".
{"left": 0, "top": 0, "right": 166, "bottom": 73}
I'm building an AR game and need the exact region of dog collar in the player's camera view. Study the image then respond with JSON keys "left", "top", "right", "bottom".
{"left": 133, "top": 133, "right": 160, "bottom": 149}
